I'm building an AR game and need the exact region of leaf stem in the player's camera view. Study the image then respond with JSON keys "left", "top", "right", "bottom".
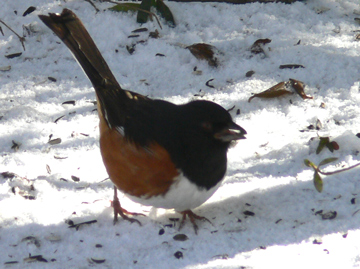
{"left": 317, "top": 161, "right": 360, "bottom": 176}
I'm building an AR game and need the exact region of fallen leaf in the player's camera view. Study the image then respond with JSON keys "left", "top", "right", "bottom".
{"left": 289, "top": 78, "right": 313, "bottom": 99}
{"left": 248, "top": 81, "right": 292, "bottom": 102}
{"left": 250, "top": 38, "right": 271, "bottom": 54}
{"left": 186, "top": 43, "right": 219, "bottom": 67}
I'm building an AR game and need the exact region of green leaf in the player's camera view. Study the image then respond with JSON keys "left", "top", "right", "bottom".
{"left": 304, "top": 159, "right": 318, "bottom": 170}
{"left": 137, "top": 0, "right": 153, "bottom": 24}
{"left": 316, "top": 137, "right": 330, "bottom": 154}
{"left": 313, "top": 171, "right": 323, "bottom": 193}
{"left": 155, "top": 0, "right": 176, "bottom": 27}
{"left": 318, "top": 157, "right": 338, "bottom": 167}
{"left": 109, "top": 3, "right": 141, "bottom": 12}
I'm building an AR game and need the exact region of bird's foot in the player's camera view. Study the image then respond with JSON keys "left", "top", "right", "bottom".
{"left": 178, "top": 210, "right": 213, "bottom": 235}
{"left": 112, "top": 186, "right": 144, "bottom": 226}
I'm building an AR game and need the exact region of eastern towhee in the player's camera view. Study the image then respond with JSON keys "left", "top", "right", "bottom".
{"left": 39, "top": 9, "right": 246, "bottom": 234}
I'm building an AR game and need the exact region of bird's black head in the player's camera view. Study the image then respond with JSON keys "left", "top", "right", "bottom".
{"left": 180, "top": 100, "right": 247, "bottom": 144}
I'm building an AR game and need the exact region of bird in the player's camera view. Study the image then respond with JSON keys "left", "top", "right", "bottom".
{"left": 39, "top": 9, "right": 247, "bottom": 234}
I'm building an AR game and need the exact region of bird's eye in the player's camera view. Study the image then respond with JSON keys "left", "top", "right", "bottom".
{"left": 201, "top": 121, "right": 212, "bottom": 131}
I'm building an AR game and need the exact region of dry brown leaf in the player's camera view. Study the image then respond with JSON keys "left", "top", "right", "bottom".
{"left": 250, "top": 38, "right": 271, "bottom": 54}
{"left": 289, "top": 78, "right": 313, "bottom": 100}
{"left": 186, "top": 43, "right": 219, "bottom": 67}
{"left": 248, "top": 81, "right": 292, "bottom": 102}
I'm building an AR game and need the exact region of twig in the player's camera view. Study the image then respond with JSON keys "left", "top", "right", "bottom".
{"left": 84, "top": 0, "right": 100, "bottom": 13}
{"left": 0, "top": 19, "right": 26, "bottom": 51}
{"left": 68, "top": 220, "right": 98, "bottom": 231}
{"left": 105, "top": 0, "right": 163, "bottom": 29}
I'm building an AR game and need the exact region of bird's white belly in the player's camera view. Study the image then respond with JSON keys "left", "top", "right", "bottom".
{"left": 126, "top": 173, "right": 222, "bottom": 212}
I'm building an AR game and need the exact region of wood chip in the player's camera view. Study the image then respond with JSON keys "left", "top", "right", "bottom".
{"left": 243, "top": 210, "right": 255, "bottom": 216}
{"left": 321, "top": 211, "right": 337, "bottom": 220}
{"left": 132, "top": 28, "right": 148, "bottom": 33}
{"left": 48, "top": 138, "right": 61, "bottom": 145}
{"left": 4, "top": 261, "right": 19, "bottom": 265}
{"left": 279, "top": 64, "right": 305, "bottom": 69}
{"left": 91, "top": 258, "right": 106, "bottom": 264}
{"left": 5, "top": 52, "right": 22, "bottom": 59}
{"left": 71, "top": 175, "right": 80, "bottom": 182}
{"left": 1, "top": 171, "right": 17, "bottom": 179}
{"left": 245, "top": 70, "right": 255, "bottom": 77}
{"left": 23, "top": 255, "right": 48, "bottom": 263}
{"left": 173, "top": 234, "right": 189, "bottom": 241}
{"left": 23, "top": 6, "right": 36, "bottom": 17}
{"left": 0, "top": 65, "right": 11, "bottom": 71}
{"left": 46, "top": 164, "right": 51, "bottom": 174}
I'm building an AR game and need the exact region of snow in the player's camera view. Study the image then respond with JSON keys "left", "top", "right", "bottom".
{"left": 1, "top": 0, "right": 360, "bottom": 268}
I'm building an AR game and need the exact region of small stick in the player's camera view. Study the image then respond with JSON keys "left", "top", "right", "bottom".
{"left": 84, "top": 0, "right": 100, "bottom": 12}
{"left": 0, "top": 19, "right": 25, "bottom": 51}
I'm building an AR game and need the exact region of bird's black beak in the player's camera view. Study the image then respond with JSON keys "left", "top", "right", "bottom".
{"left": 214, "top": 122, "right": 247, "bottom": 142}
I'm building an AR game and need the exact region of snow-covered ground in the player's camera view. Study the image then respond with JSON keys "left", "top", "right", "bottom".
{"left": 1, "top": 0, "right": 360, "bottom": 268}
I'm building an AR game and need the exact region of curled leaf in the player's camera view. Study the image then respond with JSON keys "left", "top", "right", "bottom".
{"left": 186, "top": 43, "right": 219, "bottom": 67}
{"left": 248, "top": 81, "right": 292, "bottom": 102}
{"left": 313, "top": 171, "right": 323, "bottom": 193}
{"left": 250, "top": 38, "right": 271, "bottom": 55}
{"left": 289, "top": 79, "right": 313, "bottom": 100}
{"left": 304, "top": 159, "right": 318, "bottom": 170}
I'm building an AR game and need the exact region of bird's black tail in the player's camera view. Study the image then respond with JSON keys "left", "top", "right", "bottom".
{"left": 39, "top": 8, "right": 121, "bottom": 93}
{"left": 39, "top": 9, "right": 135, "bottom": 128}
